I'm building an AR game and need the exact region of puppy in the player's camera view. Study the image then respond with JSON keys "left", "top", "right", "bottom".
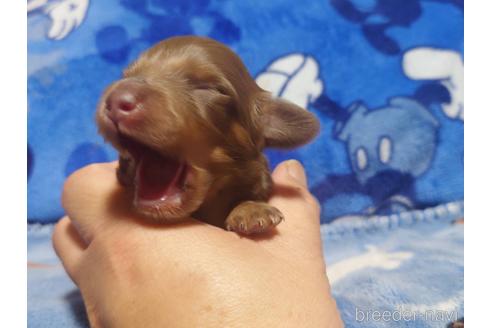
{"left": 96, "top": 36, "right": 319, "bottom": 234}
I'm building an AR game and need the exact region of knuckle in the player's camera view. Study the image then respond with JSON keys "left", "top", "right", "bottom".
{"left": 63, "top": 164, "right": 92, "bottom": 192}
{"left": 52, "top": 217, "right": 69, "bottom": 244}
{"left": 62, "top": 163, "right": 107, "bottom": 207}
{"left": 76, "top": 162, "right": 105, "bottom": 177}
{"left": 61, "top": 177, "right": 78, "bottom": 209}
{"left": 66, "top": 163, "right": 105, "bottom": 184}
{"left": 51, "top": 221, "right": 64, "bottom": 248}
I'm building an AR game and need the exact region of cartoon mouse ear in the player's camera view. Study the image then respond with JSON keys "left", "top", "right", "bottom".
{"left": 259, "top": 96, "right": 320, "bottom": 149}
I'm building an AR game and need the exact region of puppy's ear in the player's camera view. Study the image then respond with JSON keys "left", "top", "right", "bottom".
{"left": 259, "top": 97, "right": 320, "bottom": 148}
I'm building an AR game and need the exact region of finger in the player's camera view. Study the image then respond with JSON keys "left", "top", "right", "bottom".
{"left": 270, "top": 160, "right": 321, "bottom": 230}
{"left": 52, "top": 216, "right": 86, "bottom": 283}
{"left": 264, "top": 160, "right": 323, "bottom": 257}
{"left": 62, "top": 161, "right": 130, "bottom": 243}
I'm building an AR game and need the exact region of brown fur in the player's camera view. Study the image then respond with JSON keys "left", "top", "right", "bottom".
{"left": 96, "top": 36, "right": 319, "bottom": 234}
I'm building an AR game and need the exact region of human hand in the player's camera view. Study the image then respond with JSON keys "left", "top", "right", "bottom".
{"left": 53, "top": 160, "right": 343, "bottom": 328}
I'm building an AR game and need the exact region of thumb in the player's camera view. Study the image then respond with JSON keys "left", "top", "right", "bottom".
{"left": 273, "top": 158, "right": 308, "bottom": 186}
{"left": 265, "top": 160, "right": 323, "bottom": 258}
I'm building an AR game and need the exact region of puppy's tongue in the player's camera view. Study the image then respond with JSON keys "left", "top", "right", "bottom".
{"left": 136, "top": 151, "right": 185, "bottom": 201}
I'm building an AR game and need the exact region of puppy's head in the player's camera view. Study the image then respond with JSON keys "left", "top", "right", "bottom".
{"left": 96, "top": 36, "right": 319, "bottom": 221}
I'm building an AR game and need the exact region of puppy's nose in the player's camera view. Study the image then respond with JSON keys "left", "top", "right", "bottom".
{"left": 105, "top": 79, "right": 144, "bottom": 123}
{"left": 107, "top": 90, "right": 137, "bottom": 113}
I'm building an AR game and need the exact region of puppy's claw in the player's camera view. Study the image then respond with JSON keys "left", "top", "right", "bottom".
{"left": 225, "top": 201, "right": 284, "bottom": 235}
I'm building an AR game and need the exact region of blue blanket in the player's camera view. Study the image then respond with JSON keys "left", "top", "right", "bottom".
{"left": 28, "top": 201, "right": 463, "bottom": 327}
{"left": 27, "top": 0, "right": 464, "bottom": 326}
{"left": 27, "top": 0, "right": 463, "bottom": 223}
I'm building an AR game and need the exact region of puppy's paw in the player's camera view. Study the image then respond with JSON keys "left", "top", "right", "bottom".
{"left": 225, "top": 201, "right": 284, "bottom": 235}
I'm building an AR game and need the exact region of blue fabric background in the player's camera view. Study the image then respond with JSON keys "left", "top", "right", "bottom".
{"left": 28, "top": 0, "right": 463, "bottom": 223}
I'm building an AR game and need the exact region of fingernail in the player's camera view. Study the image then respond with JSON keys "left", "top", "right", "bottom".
{"left": 286, "top": 160, "right": 307, "bottom": 186}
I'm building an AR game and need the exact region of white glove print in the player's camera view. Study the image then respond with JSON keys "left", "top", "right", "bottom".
{"left": 44, "top": 0, "right": 89, "bottom": 40}
{"left": 403, "top": 47, "right": 464, "bottom": 120}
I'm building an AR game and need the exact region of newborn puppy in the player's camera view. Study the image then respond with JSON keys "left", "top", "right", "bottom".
{"left": 96, "top": 36, "right": 319, "bottom": 234}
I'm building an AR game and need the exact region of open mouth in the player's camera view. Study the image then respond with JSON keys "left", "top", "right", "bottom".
{"left": 118, "top": 134, "right": 188, "bottom": 208}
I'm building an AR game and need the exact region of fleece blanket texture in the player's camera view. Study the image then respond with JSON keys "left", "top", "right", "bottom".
{"left": 27, "top": 0, "right": 463, "bottom": 327}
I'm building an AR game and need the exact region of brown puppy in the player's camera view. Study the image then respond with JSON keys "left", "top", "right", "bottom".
{"left": 96, "top": 36, "right": 319, "bottom": 234}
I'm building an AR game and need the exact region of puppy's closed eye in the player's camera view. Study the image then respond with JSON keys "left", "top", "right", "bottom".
{"left": 187, "top": 72, "right": 235, "bottom": 97}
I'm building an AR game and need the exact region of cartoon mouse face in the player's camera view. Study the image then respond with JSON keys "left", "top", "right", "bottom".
{"left": 335, "top": 97, "right": 438, "bottom": 184}
{"left": 330, "top": 0, "right": 463, "bottom": 55}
